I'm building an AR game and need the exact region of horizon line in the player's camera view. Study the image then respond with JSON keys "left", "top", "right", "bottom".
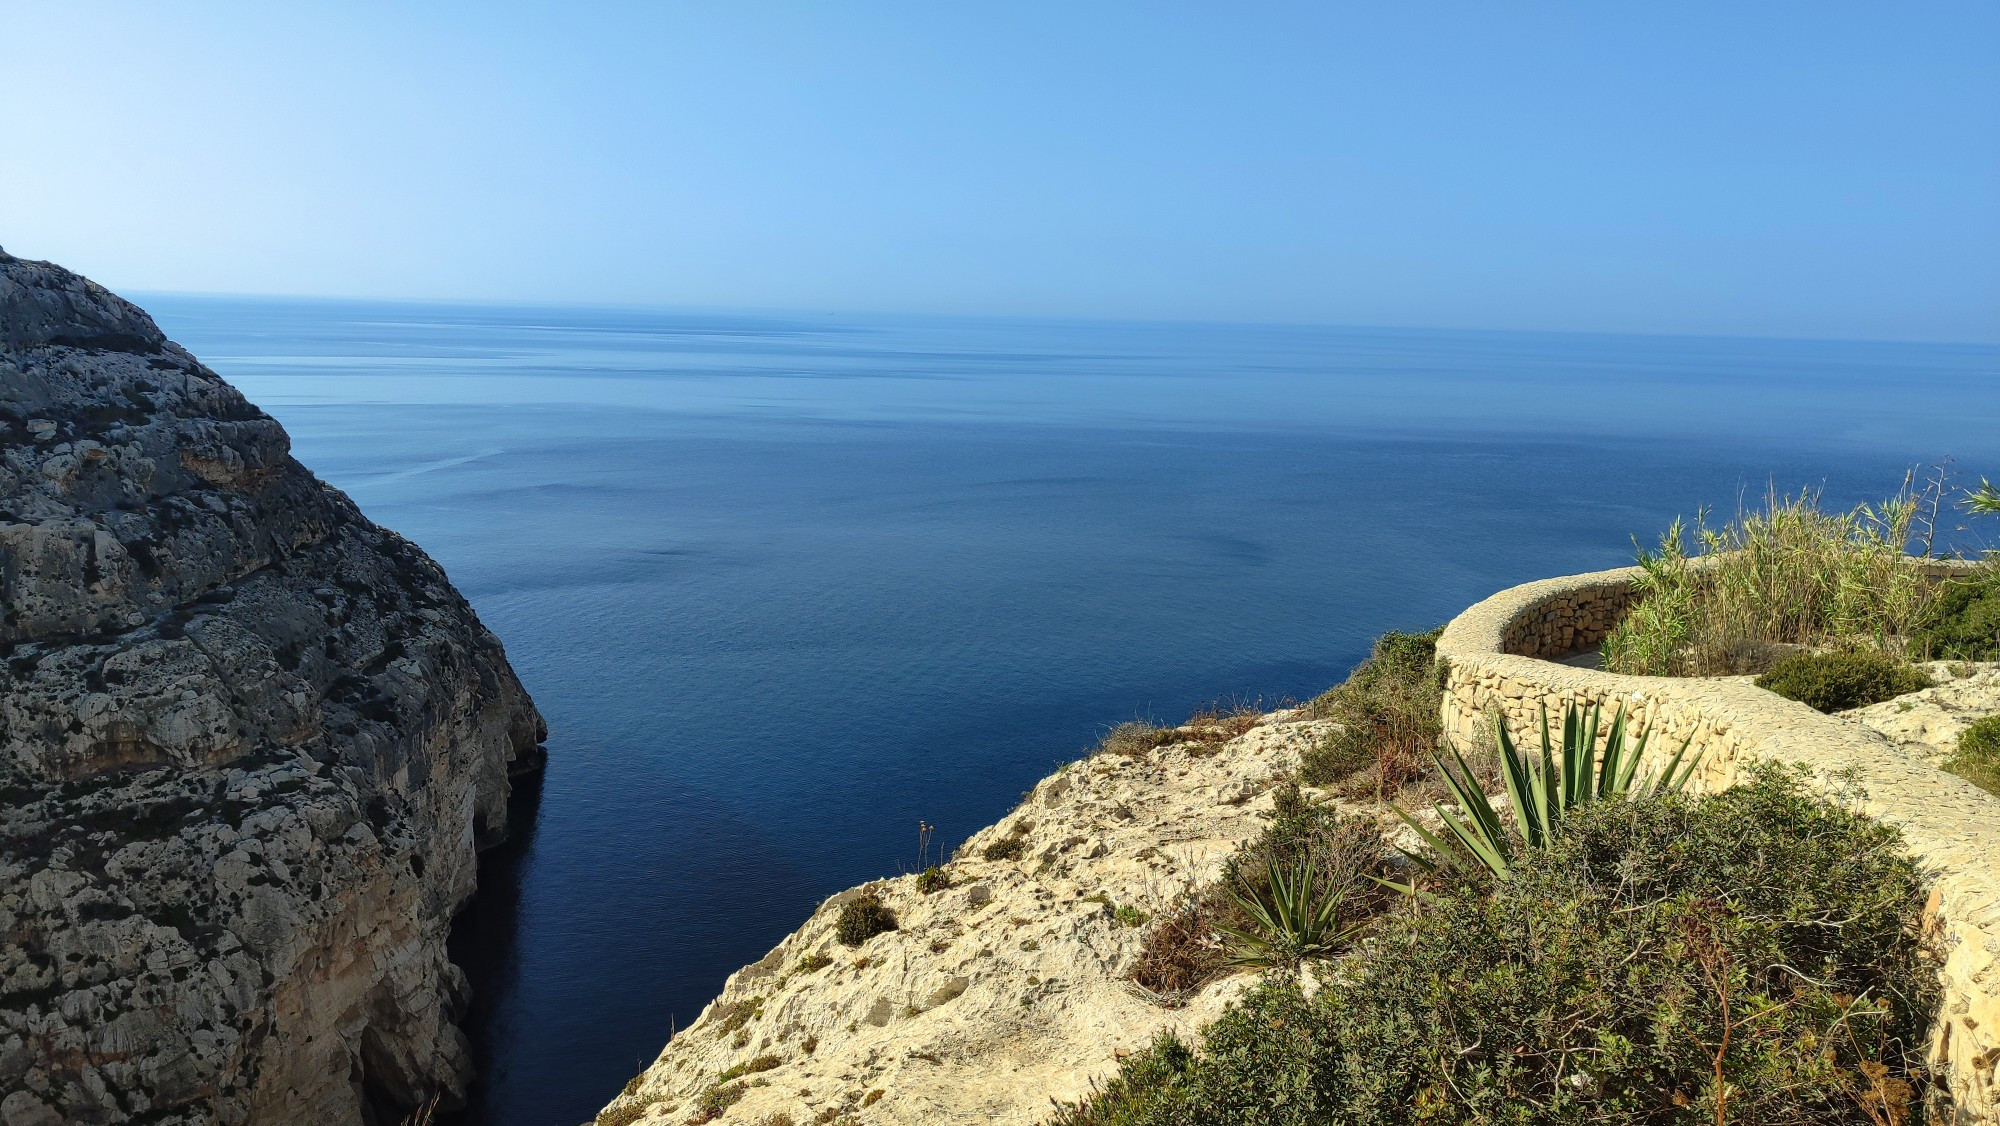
{"left": 127, "top": 285, "right": 2000, "bottom": 352}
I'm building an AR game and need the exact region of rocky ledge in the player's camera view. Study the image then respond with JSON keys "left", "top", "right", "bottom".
{"left": 1847, "top": 661, "right": 2000, "bottom": 768}
{"left": 0, "top": 251, "right": 545, "bottom": 1125}
{"left": 594, "top": 714, "right": 1343, "bottom": 1126}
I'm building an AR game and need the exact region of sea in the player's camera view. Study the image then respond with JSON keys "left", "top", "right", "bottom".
{"left": 137, "top": 294, "right": 2000, "bottom": 1126}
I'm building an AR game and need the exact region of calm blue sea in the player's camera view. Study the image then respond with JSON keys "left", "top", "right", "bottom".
{"left": 138, "top": 294, "right": 2000, "bottom": 1126}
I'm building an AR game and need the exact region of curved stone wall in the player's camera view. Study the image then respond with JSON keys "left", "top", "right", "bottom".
{"left": 1436, "top": 565, "right": 2000, "bottom": 1122}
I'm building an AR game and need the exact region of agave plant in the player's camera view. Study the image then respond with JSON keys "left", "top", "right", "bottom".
{"left": 1393, "top": 701, "right": 1699, "bottom": 881}
{"left": 1216, "top": 857, "right": 1360, "bottom": 973}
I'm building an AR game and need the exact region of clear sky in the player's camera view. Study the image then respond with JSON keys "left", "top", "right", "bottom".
{"left": 4, "top": 2, "right": 1997, "bottom": 340}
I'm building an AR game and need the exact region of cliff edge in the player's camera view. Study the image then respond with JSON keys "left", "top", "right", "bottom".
{"left": 0, "top": 251, "right": 546, "bottom": 1125}
{"left": 594, "top": 714, "right": 1331, "bottom": 1126}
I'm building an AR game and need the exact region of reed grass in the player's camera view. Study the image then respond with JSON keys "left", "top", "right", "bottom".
{"left": 1603, "top": 485, "right": 1942, "bottom": 676}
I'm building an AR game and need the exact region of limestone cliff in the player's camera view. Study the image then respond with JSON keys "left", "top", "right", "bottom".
{"left": 593, "top": 714, "right": 1332, "bottom": 1126}
{"left": 0, "top": 251, "right": 546, "bottom": 1125}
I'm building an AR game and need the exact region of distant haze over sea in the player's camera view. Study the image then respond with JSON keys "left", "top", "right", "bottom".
{"left": 142, "top": 294, "right": 2000, "bottom": 1126}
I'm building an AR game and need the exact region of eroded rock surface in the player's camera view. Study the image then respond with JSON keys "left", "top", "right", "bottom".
{"left": 0, "top": 250, "right": 545, "bottom": 1125}
{"left": 1847, "top": 660, "right": 2000, "bottom": 767}
{"left": 595, "top": 715, "right": 1341, "bottom": 1126}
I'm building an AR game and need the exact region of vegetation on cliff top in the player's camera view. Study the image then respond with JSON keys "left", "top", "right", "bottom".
{"left": 1296, "top": 627, "right": 1448, "bottom": 800}
{"left": 1602, "top": 475, "right": 1998, "bottom": 686}
{"left": 834, "top": 890, "right": 897, "bottom": 947}
{"left": 1909, "top": 568, "right": 2000, "bottom": 662}
{"left": 1130, "top": 781, "right": 1392, "bottom": 997}
{"left": 1754, "top": 650, "right": 1937, "bottom": 713}
{"left": 1059, "top": 768, "right": 1939, "bottom": 1126}
{"left": 1392, "top": 702, "right": 1699, "bottom": 884}
{"left": 1602, "top": 485, "right": 1941, "bottom": 677}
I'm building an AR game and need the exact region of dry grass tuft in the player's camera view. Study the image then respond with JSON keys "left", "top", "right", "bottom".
{"left": 1098, "top": 720, "right": 1175, "bottom": 757}
{"left": 1185, "top": 698, "right": 1265, "bottom": 739}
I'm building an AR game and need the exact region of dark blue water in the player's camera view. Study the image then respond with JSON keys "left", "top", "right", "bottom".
{"left": 138, "top": 295, "right": 2000, "bottom": 1126}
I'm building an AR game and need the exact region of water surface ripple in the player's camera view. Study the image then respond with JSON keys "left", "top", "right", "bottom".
{"left": 140, "top": 295, "right": 2000, "bottom": 1125}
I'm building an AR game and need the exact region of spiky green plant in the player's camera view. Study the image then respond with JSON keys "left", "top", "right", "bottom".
{"left": 1964, "top": 477, "right": 2000, "bottom": 516}
{"left": 1393, "top": 701, "right": 1699, "bottom": 881}
{"left": 1215, "top": 858, "right": 1360, "bottom": 973}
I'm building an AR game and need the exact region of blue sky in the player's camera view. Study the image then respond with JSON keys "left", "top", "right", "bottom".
{"left": 4, "top": 2, "right": 1996, "bottom": 340}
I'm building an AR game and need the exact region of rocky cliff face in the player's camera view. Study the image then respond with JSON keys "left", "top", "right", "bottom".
{"left": 0, "top": 251, "right": 545, "bottom": 1126}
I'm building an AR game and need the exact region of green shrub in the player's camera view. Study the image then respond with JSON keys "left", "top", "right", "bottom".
{"left": 981, "top": 834, "right": 1026, "bottom": 861}
{"left": 1221, "top": 781, "right": 1390, "bottom": 908}
{"left": 915, "top": 864, "right": 950, "bottom": 894}
{"left": 1945, "top": 715, "right": 2000, "bottom": 796}
{"left": 1754, "top": 649, "right": 1933, "bottom": 712}
{"left": 835, "top": 891, "right": 897, "bottom": 947}
{"left": 1051, "top": 1033, "right": 1196, "bottom": 1125}
{"left": 1298, "top": 628, "right": 1445, "bottom": 798}
{"left": 718, "top": 1053, "right": 781, "bottom": 1082}
{"left": 689, "top": 1082, "right": 746, "bottom": 1124}
{"left": 1600, "top": 515, "right": 1702, "bottom": 677}
{"left": 1957, "top": 714, "right": 2000, "bottom": 757}
{"left": 1055, "top": 770, "right": 1938, "bottom": 1126}
{"left": 1603, "top": 486, "right": 1941, "bottom": 677}
{"left": 1909, "top": 568, "right": 2000, "bottom": 660}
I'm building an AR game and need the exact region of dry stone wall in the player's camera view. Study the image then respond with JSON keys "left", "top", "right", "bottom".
{"left": 1495, "top": 574, "right": 1638, "bottom": 659}
{"left": 1436, "top": 566, "right": 2000, "bottom": 1122}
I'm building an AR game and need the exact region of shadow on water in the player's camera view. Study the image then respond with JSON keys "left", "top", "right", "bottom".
{"left": 444, "top": 765, "right": 547, "bottom": 1126}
